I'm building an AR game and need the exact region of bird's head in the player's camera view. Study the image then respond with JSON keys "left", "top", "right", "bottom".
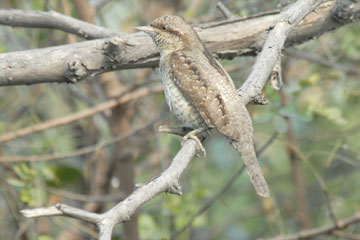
{"left": 134, "top": 15, "right": 201, "bottom": 54}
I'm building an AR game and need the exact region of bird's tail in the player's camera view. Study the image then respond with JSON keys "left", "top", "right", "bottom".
{"left": 232, "top": 140, "right": 270, "bottom": 197}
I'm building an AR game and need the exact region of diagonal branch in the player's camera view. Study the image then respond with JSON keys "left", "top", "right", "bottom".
{"left": 21, "top": 139, "right": 198, "bottom": 240}
{"left": 238, "top": 0, "right": 324, "bottom": 104}
{"left": 259, "top": 211, "right": 360, "bottom": 240}
{"left": 0, "top": 10, "right": 121, "bottom": 39}
{"left": 0, "top": 116, "right": 162, "bottom": 162}
{"left": 0, "top": 84, "right": 162, "bottom": 143}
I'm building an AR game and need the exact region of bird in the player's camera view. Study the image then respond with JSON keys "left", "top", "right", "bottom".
{"left": 135, "top": 15, "right": 270, "bottom": 197}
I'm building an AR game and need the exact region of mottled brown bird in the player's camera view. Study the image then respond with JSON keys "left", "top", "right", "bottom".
{"left": 135, "top": 15, "right": 269, "bottom": 197}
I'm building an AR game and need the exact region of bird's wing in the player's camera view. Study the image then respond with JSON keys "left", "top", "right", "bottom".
{"left": 202, "top": 47, "right": 236, "bottom": 90}
{"left": 168, "top": 51, "right": 230, "bottom": 131}
{"left": 169, "top": 51, "right": 270, "bottom": 197}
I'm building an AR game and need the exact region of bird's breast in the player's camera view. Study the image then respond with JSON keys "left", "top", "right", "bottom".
{"left": 159, "top": 60, "right": 205, "bottom": 129}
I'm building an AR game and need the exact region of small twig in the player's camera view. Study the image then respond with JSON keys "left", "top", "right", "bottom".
{"left": 288, "top": 145, "right": 338, "bottom": 226}
{"left": 21, "top": 204, "right": 101, "bottom": 224}
{"left": 0, "top": 84, "right": 162, "bottom": 144}
{"left": 0, "top": 10, "right": 120, "bottom": 39}
{"left": 285, "top": 48, "right": 360, "bottom": 75}
{"left": 216, "top": 2, "right": 234, "bottom": 19}
{"left": 259, "top": 211, "right": 360, "bottom": 240}
{"left": 0, "top": 116, "right": 162, "bottom": 162}
{"left": 93, "top": 0, "right": 112, "bottom": 11}
{"left": 331, "top": 230, "right": 360, "bottom": 240}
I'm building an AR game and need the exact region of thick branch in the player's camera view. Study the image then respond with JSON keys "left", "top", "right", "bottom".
{"left": 1, "top": 0, "right": 359, "bottom": 86}
{"left": 0, "top": 10, "right": 120, "bottom": 39}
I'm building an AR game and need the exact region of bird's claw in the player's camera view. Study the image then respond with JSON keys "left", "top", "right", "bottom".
{"left": 181, "top": 128, "right": 207, "bottom": 158}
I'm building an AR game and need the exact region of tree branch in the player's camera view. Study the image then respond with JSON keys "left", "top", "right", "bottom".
{"left": 238, "top": 0, "right": 324, "bottom": 103}
{"left": 21, "top": 139, "right": 198, "bottom": 240}
{"left": 0, "top": 10, "right": 120, "bottom": 39}
{"left": 259, "top": 211, "right": 360, "bottom": 240}
{"left": 0, "top": 116, "right": 161, "bottom": 162}
{"left": 0, "top": 0, "right": 359, "bottom": 86}
{"left": 0, "top": 84, "right": 162, "bottom": 143}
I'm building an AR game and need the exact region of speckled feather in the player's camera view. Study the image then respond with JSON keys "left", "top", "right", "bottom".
{"left": 143, "top": 15, "right": 269, "bottom": 197}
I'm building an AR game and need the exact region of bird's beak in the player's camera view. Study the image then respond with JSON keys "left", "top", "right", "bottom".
{"left": 133, "top": 26, "right": 158, "bottom": 33}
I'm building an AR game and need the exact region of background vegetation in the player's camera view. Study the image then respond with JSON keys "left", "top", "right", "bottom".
{"left": 0, "top": 0, "right": 359, "bottom": 239}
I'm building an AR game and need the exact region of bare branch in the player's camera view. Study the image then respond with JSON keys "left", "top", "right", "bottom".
{"left": 0, "top": 10, "right": 120, "bottom": 39}
{"left": 216, "top": 2, "right": 234, "bottom": 20}
{"left": 0, "top": 84, "right": 162, "bottom": 143}
{"left": 259, "top": 211, "right": 360, "bottom": 240}
{"left": 0, "top": 116, "right": 161, "bottom": 162}
{"left": 238, "top": 0, "right": 324, "bottom": 104}
{"left": 285, "top": 48, "right": 360, "bottom": 75}
{"left": 1, "top": 0, "right": 359, "bottom": 86}
{"left": 21, "top": 204, "right": 101, "bottom": 224}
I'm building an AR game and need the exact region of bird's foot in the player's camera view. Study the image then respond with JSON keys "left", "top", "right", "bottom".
{"left": 181, "top": 127, "right": 207, "bottom": 158}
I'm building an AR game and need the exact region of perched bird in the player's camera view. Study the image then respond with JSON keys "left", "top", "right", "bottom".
{"left": 135, "top": 15, "right": 269, "bottom": 197}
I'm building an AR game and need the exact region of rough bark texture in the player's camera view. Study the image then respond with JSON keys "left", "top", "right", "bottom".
{"left": 0, "top": 0, "right": 359, "bottom": 86}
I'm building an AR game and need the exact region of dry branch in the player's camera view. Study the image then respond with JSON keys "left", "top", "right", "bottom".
{"left": 0, "top": 10, "right": 120, "bottom": 39}
{"left": 0, "top": 116, "right": 161, "bottom": 162}
{"left": 0, "top": 84, "right": 162, "bottom": 143}
{"left": 21, "top": 139, "right": 198, "bottom": 240}
{"left": 0, "top": 0, "right": 359, "bottom": 86}
{"left": 259, "top": 211, "right": 360, "bottom": 240}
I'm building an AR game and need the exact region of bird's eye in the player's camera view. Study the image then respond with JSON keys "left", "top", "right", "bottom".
{"left": 162, "top": 25, "right": 167, "bottom": 30}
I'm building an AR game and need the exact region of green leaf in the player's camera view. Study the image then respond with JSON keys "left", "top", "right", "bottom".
{"left": 54, "top": 165, "right": 82, "bottom": 185}
{"left": 7, "top": 178, "right": 25, "bottom": 187}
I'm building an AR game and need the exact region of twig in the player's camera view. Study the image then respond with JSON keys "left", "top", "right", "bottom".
{"left": 259, "top": 211, "right": 360, "bottom": 240}
{"left": 0, "top": 84, "right": 162, "bottom": 143}
{"left": 289, "top": 145, "right": 339, "bottom": 226}
{"left": 216, "top": 2, "right": 234, "bottom": 19}
{"left": 285, "top": 48, "right": 360, "bottom": 75}
{"left": 21, "top": 204, "right": 101, "bottom": 223}
{"left": 331, "top": 231, "right": 360, "bottom": 240}
{"left": 0, "top": 10, "right": 120, "bottom": 39}
{"left": 0, "top": 116, "right": 162, "bottom": 162}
